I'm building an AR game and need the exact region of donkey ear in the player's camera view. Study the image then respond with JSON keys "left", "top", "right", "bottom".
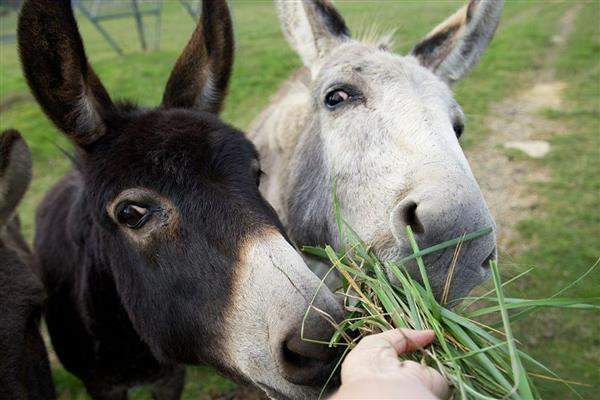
{"left": 411, "top": 0, "right": 504, "bottom": 84}
{"left": 0, "top": 130, "right": 32, "bottom": 227}
{"left": 18, "top": 0, "right": 114, "bottom": 148}
{"left": 162, "top": 0, "right": 234, "bottom": 114}
{"left": 276, "top": 0, "right": 350, "bottom": 72}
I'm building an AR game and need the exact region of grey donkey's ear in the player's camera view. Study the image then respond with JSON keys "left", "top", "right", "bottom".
{"left": 276, "top": 0, "right": 350, "bottom": 73}
{"left": 411, "top": 0, "right": 504, "bottom": 84}
{"left": 0, "top": 130, "right": 32, "bottom": 227}
{"left": 162, "top": 0, "right": 234, "bottom": 114}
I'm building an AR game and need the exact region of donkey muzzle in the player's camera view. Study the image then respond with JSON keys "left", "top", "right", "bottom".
{"left": 389, "top": 177, "right": 497, "bottom": 301}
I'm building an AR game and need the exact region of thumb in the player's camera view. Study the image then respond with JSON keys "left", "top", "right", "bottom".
{"left": 377, "top": 328, "right": 436, "bottom": 354}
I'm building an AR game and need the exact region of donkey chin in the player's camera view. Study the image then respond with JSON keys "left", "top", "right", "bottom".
{"left": 376, "top": 240, "right": 497, "bottom": 306}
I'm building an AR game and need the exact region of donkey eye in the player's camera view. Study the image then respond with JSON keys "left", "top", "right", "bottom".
{"left": 325, "top": 89, "right": 350, "bottom": 109}
{"left": 117, "top": 204, "right": 151, "bottom": 230}
{"left": 256, "top": 169, "right": 264, "bottom": 187}
{"left": 250, "top": 159, "right": 264, "bottom": 187}
{"left": 453, "top": 121, "right": 465, "bottom": 138}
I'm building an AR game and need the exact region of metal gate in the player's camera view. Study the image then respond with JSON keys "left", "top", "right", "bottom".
{"left": 73, "top": 0, "right": 162, "bottom": 55}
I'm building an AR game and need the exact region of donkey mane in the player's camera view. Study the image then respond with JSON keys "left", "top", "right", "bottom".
{"left": 354, "top": 26, "right": 397, "bottom": 51}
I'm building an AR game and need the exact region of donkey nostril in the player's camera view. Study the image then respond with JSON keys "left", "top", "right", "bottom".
{"left": 401, "top": 201, "right": 425, "bottom": 235}
{"left": 283, "top": 335, "right": 331, "bottom": 365}
{"left": 277, "top": 294, "right": 344, "bottom": 386}
{"left": 282, "top": 341, "right": 318, "bottom": 369}
{"left": 481, "top": 247, "right": 497, "bottom": 270}
{"left": 279, "top": 335, "right": 338, "bottom": 386}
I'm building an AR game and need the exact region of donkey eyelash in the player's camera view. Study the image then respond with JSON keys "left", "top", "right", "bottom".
{"left": 323, "top": 84, "right": 364, "bottom": 111}
{"left": 324, "top": 83, "right": 362, "bottom": 98}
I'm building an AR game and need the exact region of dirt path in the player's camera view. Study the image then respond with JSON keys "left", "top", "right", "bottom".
{"left": 466, "top": 5, "right": 581, "bottom": 257}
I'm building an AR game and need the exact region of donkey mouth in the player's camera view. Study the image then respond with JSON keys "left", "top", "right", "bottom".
{"left": 375, "top": 241, "right": 495, "bottom": 304}
{"left": 278, "top": 341, "right": 341, "bottom": 387}
{"left": 256, "top": 383, "right": 287, "bottom": 400}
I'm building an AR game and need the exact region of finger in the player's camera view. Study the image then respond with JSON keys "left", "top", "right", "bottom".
{"left": 421, "top": 365, "right": 450, "bottom": 400}
{"left": 342, "top": 333, "right": 403, "bottom": 383}
{"left": 345, "top": 334, "right": 398, "bottom": 366}
{"left": 373, "top": 328, "right": 436, "bottom": 354}
{"left": 342, "top": 329, "right": 438, "bottom": 384}
{"left": 401, "top": 361, "right": 450, "bottom": 400}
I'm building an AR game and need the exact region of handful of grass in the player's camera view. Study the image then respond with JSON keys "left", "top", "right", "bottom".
{"left": 302, "top": 193, "right": 598, "bottom": 399}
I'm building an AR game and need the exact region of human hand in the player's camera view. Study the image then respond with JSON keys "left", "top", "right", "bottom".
{"left": 330, "top": 329, "right": 450, "bottom": 399}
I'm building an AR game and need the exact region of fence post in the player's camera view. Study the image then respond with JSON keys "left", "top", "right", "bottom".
{"left": 131, "top": 0, "right": 147, "bottom": 51}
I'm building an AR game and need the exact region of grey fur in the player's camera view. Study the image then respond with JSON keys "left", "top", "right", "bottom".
{"left": 412, "top": 0, "right": 505, "bottom": 84}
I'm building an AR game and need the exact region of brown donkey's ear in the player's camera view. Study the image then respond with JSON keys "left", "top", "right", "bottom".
{"left": 0, "top": 130, "right": 32, "bottom": 227}
{"left": 411, "top": 0, "right": 504, "bottom": 84}
{"left": 162, "top": 0, "right": 234, "bottom": 114}
{"left": 18, "top": 0, "right": 114, "bottom": 148}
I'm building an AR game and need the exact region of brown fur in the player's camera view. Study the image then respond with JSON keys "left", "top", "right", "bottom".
{"left": 162, "top": 0, "right": 234, "bottom": 113}
{"left": 0, "top": 129, "right": 33, "bottom": 227}
{"left": 0, "top": 130, "right": 55, "bottom": 399}
{"left": 17, "top": 1, "right": 113, "bottom": 146}
{"left": 18, "top": 1, "right": 343, "bottom": 399}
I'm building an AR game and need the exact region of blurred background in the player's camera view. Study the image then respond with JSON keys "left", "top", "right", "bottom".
{"left": 1, "top": 0, "right": 598, "bottom": 398}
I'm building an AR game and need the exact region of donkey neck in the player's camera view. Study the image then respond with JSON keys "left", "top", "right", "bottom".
{"left": 248, "top": 67, "right": 314, "bottom": 224}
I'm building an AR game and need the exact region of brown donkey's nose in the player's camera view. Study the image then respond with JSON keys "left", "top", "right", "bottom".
{"left": 278, "top": 297, "right": 344, "bottom": 387}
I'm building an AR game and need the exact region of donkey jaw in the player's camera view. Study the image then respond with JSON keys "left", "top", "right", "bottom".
{"left": 255, "top": 382, "right": 330, "bottom": 400}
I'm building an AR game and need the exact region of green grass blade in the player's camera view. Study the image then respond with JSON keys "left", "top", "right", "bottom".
{"left": 490, "top": 260, "right": 533, "bottom": 399}
{"left": 398, "top": 227, "right": 493, "bottom": 265}
{"left": 466, "top": 298, "right": 600, "bottom": 318}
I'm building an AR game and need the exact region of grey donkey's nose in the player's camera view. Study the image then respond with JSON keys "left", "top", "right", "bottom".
{"left": 391, "top": 199, "right": 425, "bottom": 235}
{"left": 390, "top": 193, "right": 497, "bottom": 301}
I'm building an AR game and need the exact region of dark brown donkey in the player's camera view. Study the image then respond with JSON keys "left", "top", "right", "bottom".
{"left": 0, "top": 129, "right": 56, "bottom": 399}
{"left": 18, "top": 0, "right": 343, "bottom": 399}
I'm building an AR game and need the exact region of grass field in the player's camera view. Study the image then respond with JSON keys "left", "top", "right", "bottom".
{"left": 1, "top": 1, "right": 598, "bottom": 399}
